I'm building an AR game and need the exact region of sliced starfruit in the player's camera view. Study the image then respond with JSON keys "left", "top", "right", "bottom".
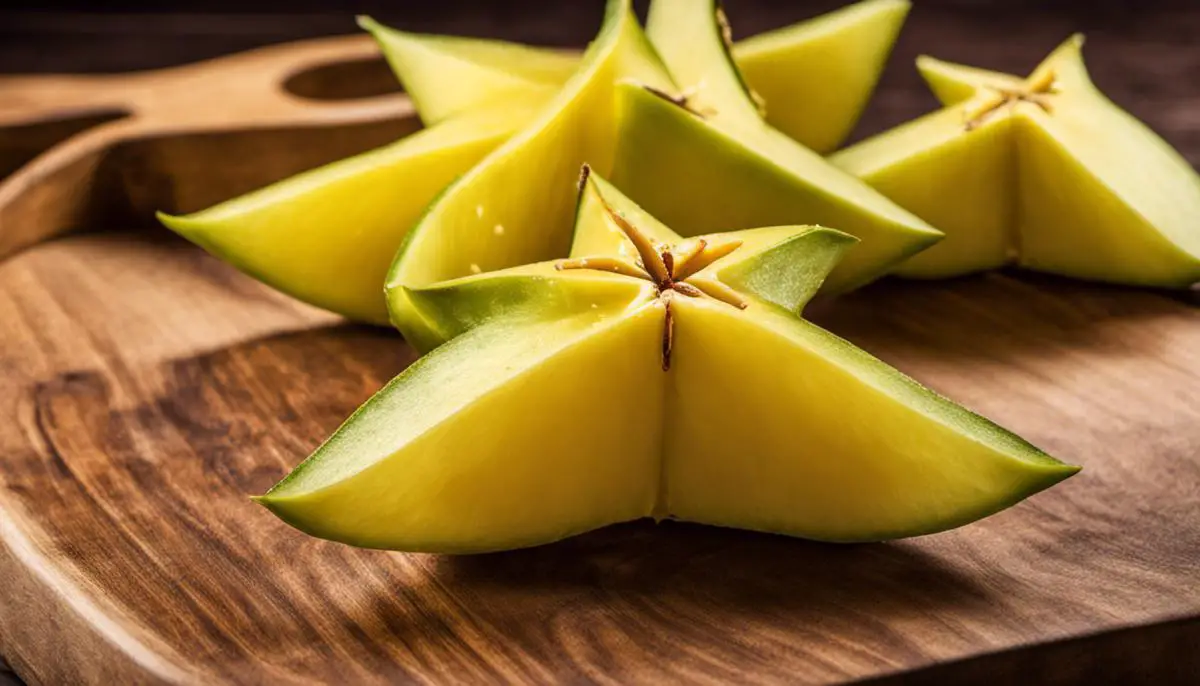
{"left": 832, "top": 35, "right": 1200, "bottom": 286}
{"left": 258, "top": 169, "right": 1078, "bottom": 553}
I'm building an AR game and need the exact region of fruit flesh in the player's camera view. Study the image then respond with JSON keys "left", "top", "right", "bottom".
{"left": 833, "top": 106, "right": 1015, "bottom": 278}
{"left": 665, "top": 297, "right": 1075, "bottom": 542}
{"left": 158, "top": 107, "right": 533, "bottom": 324}
{"left": 360, "top": 16, "right": 572, "bottom": 125}
{"left": 612, "top": 1, "right": 941, "bottom": 292}
{"left": 260, "top": 305, "right": 665, "bottom": 553}
{"left": 261, "top": 170, "right": 1078, "bottom": 553}
{"left": 365, "top": 0, "right": 906, "bottom": 152}
{"left": 610, "top": 84, "right": 941, "bottom": 291}
{"left": 386, "top": 0, "right": 676, "bottom": 351}
{"left": 833, "top": 35, "right": 1200, "bottom": 285}
{"left": 916, "top": 54, "right": 1024, "bottom": 107}
{"left": 733, "top": 0, "right": 910, "bottom": 153}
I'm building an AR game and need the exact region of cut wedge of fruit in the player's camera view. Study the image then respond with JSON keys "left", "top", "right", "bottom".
{"left": 732, "top": 0, "right": 910, "bottom": 153}
{"left": 385, "top": 0, "right": 677, "bottom": 352}
{"left": 607, "top": 0, "right": 941, "bottom": 293}
{"left": 158, "top": 106, "right": 536, "bottom": 324}
{"left": 366, "top": 0, "right": 908, "bottom": 152}
{"left": 359, "top": 16, "right": 574, "bottom": 125}
{"left": 832, "top": 35, "right": 1200, "bottom": 286}
{"left": 258, "top": 168, "right": 1079, "bottom": 553}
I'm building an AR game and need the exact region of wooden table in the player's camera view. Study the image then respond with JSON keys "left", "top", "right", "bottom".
{"left": 2, "top": 2, "right": 1198, "bottom": 684}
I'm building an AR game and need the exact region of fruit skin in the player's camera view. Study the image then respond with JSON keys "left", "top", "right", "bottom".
{"left": 833, "top": 34, "right": 1200, "bottom": 287}
{"left": 259, "top": 169, "right": 1079, "bottom": 554}
{"left": 365, "top": 0, "right": 908, "bottom": 152}
{"left": 385, "top": 0, "right": 677, "bottom": 353}
{"left": 158, "top": 107, "right": 533, "bottom": 324}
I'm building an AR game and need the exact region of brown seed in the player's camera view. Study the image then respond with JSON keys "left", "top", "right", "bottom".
{"left": 661, "top": 296, "right": 674, "bottom": 372}
{"left": 555, "top": 257, "right": 650, "bottom": 280}
{"left": 688, "top": 277, "right": 749, "bottom": 310}
{"left": 604, "top": 204, "right": 671, "bottom": 285}
{"left": 673, "top": 240, "right": 743, "bottom": 280}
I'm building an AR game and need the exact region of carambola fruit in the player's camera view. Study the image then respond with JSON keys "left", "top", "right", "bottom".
{"left": 369, "top": 0, "right": 910, "bottom": 153}
{"left": 387, "top": 0, "right": 940, "bottom": 351}
{"left": 256, "top": 169, "right": 1079, "bottom": 554}
{"left": 831, "top": 35, "right": 1200, "bottom": 286}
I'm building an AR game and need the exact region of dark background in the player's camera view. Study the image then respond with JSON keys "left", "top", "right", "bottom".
{"left": 1, "top": 1, "right": 1198, "bottom": 684}
{"left": 2, "top": 0, "right": 1198, "bottom": 156}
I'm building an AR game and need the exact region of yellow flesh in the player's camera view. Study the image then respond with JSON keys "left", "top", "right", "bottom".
{"left": 833, "top": 35, "right": 1200, "bottom": 285}
{"left": 734, "top": 0, "right": 910, "bottom": 153}
{"left": 386, "top": 0, "right": 676, "bottom": 351}
{"left": 262, "top": 306, "right": 665, "bottom": 553}
{"left": 262, "top": 171, "right": 1077, "bottom": 552}
{"left": 360, "top": 16, "right": 573, "bottom": 125}
{"left": 610, "top": 82, "right": 940, "bottom": 293}
{"left": 916, "top": 54, "right": 1023, "bottom": 107}
{"left": 158, "top": 107, "right": 533, "bottom": 324}
{"left": 834, "top": 106, "right": 1015, "bottom": 278}
{"left": 368, "top": 0, "right": 906, "bottom": 152}
{"left": 665, "top": 298, "right": 1075, "bottom": 542}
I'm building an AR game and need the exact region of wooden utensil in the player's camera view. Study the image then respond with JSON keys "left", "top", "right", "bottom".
{"left": 0, "top": 33, "right": 413, "bottom": 261}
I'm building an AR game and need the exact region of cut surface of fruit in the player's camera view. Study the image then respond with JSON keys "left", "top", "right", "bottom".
{"left": 360, "top": 16, "right": 573, "bottom": 125}
{"left": 610, "top": 0, "right": 940, "bottom": 293}
{"left": 259, "top": 306, "right": 666, "bottom": 553}
{"left": 385, "top": 0, "right": 676, "bottom": 352}
{"left": 733, "top": 0, "right": 910, "bottom": 153}
{"left": 158, "top": 106, "right": 534, "bottom": 324}
{"left": 664, "top": 299, "right": 1072, "bottom": 541}
{"left": 260, "top": 169, "right": 1078, "bottom": 553}
{"left": 364, "top": 0, "right": 907, "bottom": 152}
{"left": 833, "top": 34, "right": 1200, "bottom": 286}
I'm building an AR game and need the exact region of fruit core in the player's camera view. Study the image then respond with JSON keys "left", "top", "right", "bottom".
{"left": 556, "top": 197, "right": 748, "bottom": 371}
{"left": 964, "top": 70, "right": 1058, "bottom": 131}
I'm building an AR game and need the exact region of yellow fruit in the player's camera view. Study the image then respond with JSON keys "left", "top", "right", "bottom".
{"left": 386, "top": 0, "right": 676, "bottom": 351}
{"left": 833, "top": 35, "right": 1200, "bottom": 286}
{"left": 258, "top": 169, "right": 1078, "bottom": 553}
{"left": 158, "top": 106, "right": 536, "bottom": 323}
{"left": 366, "top": 0, "right": 909, "bottom": 152}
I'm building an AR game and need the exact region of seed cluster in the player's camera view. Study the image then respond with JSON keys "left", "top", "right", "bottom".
{"left": 556, "top": 195, "right": 749, "bottom": 369}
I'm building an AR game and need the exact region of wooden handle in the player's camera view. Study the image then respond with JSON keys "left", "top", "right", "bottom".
{"left": 0, "top": 75, "right": 128, "bottom": 128}
{"left": 0, "top": 33, "right": 415, "bottom": 262}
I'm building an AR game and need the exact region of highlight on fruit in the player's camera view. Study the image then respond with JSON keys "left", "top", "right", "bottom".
{"left": 254, "top": 167, "right": 1079, "bottom": 553}
{"left": 144, "top": 0, "right": 1200, "bottom": 553}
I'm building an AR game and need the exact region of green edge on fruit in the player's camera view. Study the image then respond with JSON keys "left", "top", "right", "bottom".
{"left": 158, "top": 106, "right": 536, "bottom": 324}
{"left": 384, "top": 0, "right": 676, "bottom": 352}
{"left": 833, "top": 34, "right": 1200, "bottom": 286}
{"left": 258, "top": 168, "right": 1079, "bottom": 554}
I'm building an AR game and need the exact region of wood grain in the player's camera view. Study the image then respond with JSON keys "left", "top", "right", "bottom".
{"left": 0, "top": 34, "right": 412, "bottom": 261}
{"left": 0, "top": 234, "right": 1197, "bottom": 685}
{"left": 2, "top": 4, "right": 1200, "bottom": 684}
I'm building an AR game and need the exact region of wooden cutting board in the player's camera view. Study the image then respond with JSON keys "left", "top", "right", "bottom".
{"left": 1, "top": 29, "right": 1199, "bottom": 686}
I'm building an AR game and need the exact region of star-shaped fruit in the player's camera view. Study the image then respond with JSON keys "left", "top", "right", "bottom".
{"left": 158, "top": 0, "right": 668, "bottom": 327}
{"left": 387, "top": 0, "right": 939, "bottom": 352}
{"left": 365, "top": 0, "right": 911, "bottom": 154}
{"left": 831, "top": 35, "right": 1200, "bottom": 286}
{"left": 256, "top": 168, "right": 1078, "bottom": 554}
